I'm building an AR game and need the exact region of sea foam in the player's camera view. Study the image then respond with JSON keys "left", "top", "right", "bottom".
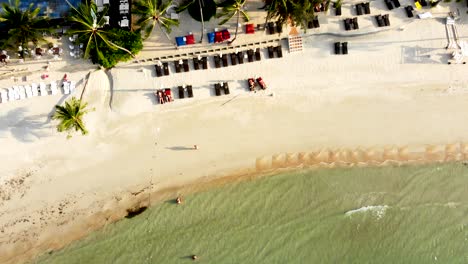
{"left": 345, "top": 205, "right": 389, "bottom": 219}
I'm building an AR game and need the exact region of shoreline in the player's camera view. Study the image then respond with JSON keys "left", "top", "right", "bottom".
{"left": 2, "top": 142, "right": 467, "bottom": 264}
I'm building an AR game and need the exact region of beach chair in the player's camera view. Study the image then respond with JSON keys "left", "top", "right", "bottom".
{"left": 255, "top": 48, "right": 261, "bottom": 61}
{"left": 356, "top": 4, "right": 363, "bottom": 15}
{"left": 164, "top": 88, "right": 173, "bottom": 102}
{"left": 69, "top": 81, "right": 76, "bottom": 92}
{"left": 174, "top": 61, "right": 182, "bottom": 73}
{"left": 222, "top": 54, "right": 228, "bottom": 67}
{"left": 248, "top": 78, "right": 256, "bottom": 91}
{"left": 276, "top": 21, "right": 283, "bottom": 33}
{"left": 25, "top": 85, "right": 33, "bottom": 98}
{"left": 31, "top": 83, "right": 39, "bottom": 96}
{"left": 155, "top": 64, "right": 163, "bottom": 77}
{"left": 385, "top": 0, "right": 394, "bottom": 10}
{"left": 163, "top": 62, "right": 170, "bottom": 75}
{"left": 268, "top": 22, "right": 276, "bottom": 34}
{"left": 336, "top": 6, "right": 342, "bottom": 16}
{"left": 193, "top": 57, "right": 200, "bottom": 70}
{"left": 392, "top": 0, "right": 401, "bottom": 7}
{"left": 0, "top": 90, "right": 7, "bottom": 103}
{"left": 375, "top": 15, "right": 384, "bottom": 27}
{"left": 276, "top": 45, "right": 283, "bottom": 58}
{"left": 364, "top": 2, "right": 371, "bottom": 14}
{"left": 207, "top": 32, "right": 215, "bottom": 43}
{"left": 342, "top": 42, "right": 348, "bottom": 55}
{"left": 221, "top": 29, "right": 231, "bottom": 41}
{"left": 313, "top": 17, "right": 320, "bottom": 28}
{"left": 183, "top": 59, "right": 189, "bottom": 72}
{"left": 353, "top": 17, "right": 359, "bottom": 30}
{"left": 246, "top": 23, "right": 255, "bottom": 34}
{"left": 334, "top": 42, "right": 341, "bottom": 54}
{"left": 247, "top": 49, "right": 254, "bottom": 62}
{"left": 178, "top": 86, "right": 185, "bottom": 99}
{"left": 344, "top": 19, "right": 351, "bottom": 31}
{"left": 230, "top": 53, "right": 238, "bottom": 65}
{"left": 214, "top": 55, "right": 221, "bottom": 68}
{"left": 215, "top": 31, "right": 223, "bottom": 43}
{"left": 214, "top": 83, "right": 221, "bottom": 96}
{"left": 237, "top": 51, "right": 244, "bottom": 64}
{"left": 12, "top": 86, "right": 20, "bottom": 100}
{"left": 256, "top": 77, "right": 267, "bottom": 90}
{"left": 7, "top": 87, "right": 15, "bottom": 101}
{"left": 175, "top": 36, "right": 186, "bottom": 47}
{"left": 383, "top": 14, "right": 390, "bottom": 26}
{"left": 18, "top": 86, "right": 26, "bottom": 99}
{"left": 186, "top": 34, "right": 195, "bottom": 45}
{"left": 62, "top": 81, "right": 70, "bottom": 95}
{"left": 222, "top": 82, "right": 230, "bottom": 95}
{"left": 405, "top": 6, "right": 414, "bottom": 17}
{"left": 420, "top": 0, "right": 428, "bottom": 6}
{"left": 39, "top": 82, "right": 47, "bottom": 96}
{"left": 307, "top": 20, "right": 314, "bottom": 29}
{"left": 268, "top": 46, "right": 275, "bottom": 58}
{"left": 187, "top": 85, "right": 193, "bottom": 98}
{"left": 201, "top": 57, "right": 208, "bottom": 69}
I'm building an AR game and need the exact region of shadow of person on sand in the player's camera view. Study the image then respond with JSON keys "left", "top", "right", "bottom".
{"left": 166, "top": 146, "right": 195, "bottom": 151}
{"left": 0, "top": 107, "right": 53, "bottom": 142}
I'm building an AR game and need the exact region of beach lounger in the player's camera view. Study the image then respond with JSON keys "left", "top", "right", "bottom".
{"left": 356, "top": 3, "right": 363, "bottom": 15}
{"left": 163, "top": 62, "right": 170, "bottom": 75}
{"left": 214, "top": 83, "right": 221, "bottom": 96}
{"left": 155, "top": 64, "right": 163, "bottom": 77}
{"left": 223, "top": 82, "right": 230, "bottom": 95}
{"left": 248, "top": 78, "right": 256, "bottom": 91}
{"left": 268, "top": 22, "right": 276, "bottom": 34}
{"left": 222, "top": 54, "right": 228, "bottom": 67}
{"left": 193, "top": 57, "right": 200, "bottom": 70}
{"left": 256, "top": 77, "right": 267, "bottom": 90}
{"left": 214, "top": 31, "right": 223, "bottom": 43}
{"left": 392, "top": 0, "right": 401, "bottom": 7}
{"left": 363, "top": 2, "right": 370, "bottom": 14}
{"left": 307, "top": 20, "right": 314, "bottom": 29}
{"left": 0, "top": 90, "right": 7, "bottom": 103}
{"left": 187, "top": 85, "right": 193, "bottom": 98}
{"left": 247, "top": 49, "right": 254, "bottom": 62}
{"left": 375, "top": 15, "right": 384, "bottom": 27}
{"left": 18, "top": 86, "right": 26, "bottom": 99}
{"left": 246, "top": 23, "right": 255, "bottom": 34}
{"left": 420, "top": 0, "right": 428, "bottom": 6}
{"left": 230, "top": 53, "right": 238, "bottom": 65}
{"left": 276, "top": 45, "right": 283, "bottom": 58}
{"left": 342, "top": 42, "right": 348, "bottom": 55}
{"left": 69, "top": 81, "right": 76, "bottom": 92}
{"left": 385, "top": 0, "right": 393, "bottom": 10}
{"left": 201, "top": 57, "right": 208, "bottom": 69}
{"left": 255, "top": 48, "right": 261, "bottom": 61}
{"left": 353, "top": 17, "right": 359, "bottom": 30}
{"left": 62, "top": 81, "right": 70, "bottom": 95}
{"left": 178, "top": 86, "right": 185, "bottom": 99}
{"left": 276, "top": 21, "right": 283, "bottom": 34}
{"left": 12, "top": 86, "right": 20, "bottom": 100}
{"left": 268, "top": 46, "right": 275, "bottom": 58}
{"left": 237, "top": 51, "right": 244, "bottom": 64}
{"left": 344, "top": 19, "right": 351, "bottom": 31}
{"left": 334, "top": 42, "right": 341, "bottom": 54}
{"left": 336, "top": 6, "right": 342, "bottom": 16}
{"left": 313, "top": 17, "right": 320, "bottom": 28}
{"left": 39, "top": 82, "right": 47, "bottom": 96}
{"left": 221, "top": 29, "right": 231, "bottom": 41}
{"left": 25, "top": 85, "right": 33, "bottom": 98}
{"left": 31, "top": 83, "right": 39, "bottom": 96}
{"left": 207, "top": 32, "right": 215, "bottom": 43}
{"left": 183, "top": 59, "right": 189, "bottom": 72}
{"left": 164, "top": 88, "right": 173, "bottom": 102}
{"left": 51, "top": 81, "right": 59, "bottom": 95}
{"left": 405, "top": 6, "right": 414, "bottom": 17}
{"left": 174, "top": 61, "right": 182, "bottom": 73}
{"left": 383, "top": 14, "right": 390, "bottom": 26}
{"left": 214, "top": 55, "right": 221, "bottom": 68}
{"left": 7, "top": 87, "right": 15, "bottom": 101}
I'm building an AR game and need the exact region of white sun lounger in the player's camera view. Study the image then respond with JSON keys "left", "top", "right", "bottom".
{"left": 62, "top": 81, "right": 70, "bottom": 94}
{"left": 0, "top": 90, "right": 8, "bottom": 103}
{"left": 18, "top": 86, "right": 26, "bottom": 99}
{"left": 50, "top": 81, "right": 58, "bottom": 95}
{"left": 7, "top": 87, "right": 15, "bottom": 101}
{"left": 31, "top": 83, "right": 39, "bottom": 96}
{"left": 39, "top": 82, "right": 47, "bottom": 96}
{"left": 25, "top": 85, "right": 33, "bottom": 98}
{"left": 69, "top": 81, "right": 76, "bottom": 92}
{"left": 13, "top": 86, "right": 20, "bottom": 100}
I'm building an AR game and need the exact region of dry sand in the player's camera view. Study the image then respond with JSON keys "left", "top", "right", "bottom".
{"left": 2, "top": 1, "right": 468, "bottom": 263}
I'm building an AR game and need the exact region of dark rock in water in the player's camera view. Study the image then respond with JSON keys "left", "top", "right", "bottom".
{"left": 125, "top": 206, "right": 148, "bottom": 218}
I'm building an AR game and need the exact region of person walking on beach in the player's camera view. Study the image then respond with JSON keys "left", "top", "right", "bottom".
{"left": 194, "top": 145, "right": 198, "bottom": 150}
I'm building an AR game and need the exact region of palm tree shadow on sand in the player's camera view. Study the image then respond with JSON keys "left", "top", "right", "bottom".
{"left": 0, "top": 107, "right": 53, "bottom": 142}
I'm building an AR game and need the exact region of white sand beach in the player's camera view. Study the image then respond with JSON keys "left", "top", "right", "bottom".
{"left": 2, "top": 1, "right": 468, "bottom": 263}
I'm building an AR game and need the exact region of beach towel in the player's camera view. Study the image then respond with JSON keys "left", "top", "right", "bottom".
{"left": 175, "top": 36, "right": 186, "bottom": 46}
{"left": 186, "top": 34, "right": 195, "bottom": 44}
{"left": 207, "top": 32, "right": 215, "bottom": 43}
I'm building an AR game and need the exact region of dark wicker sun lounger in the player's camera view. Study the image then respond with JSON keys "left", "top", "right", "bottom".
{"left": 178, "top": 86, "right": 185, "bottom": 99}
{"left": 247, "top": 49, "right": 254, "bottom": 62}
{"left": 392, "top": 0, "right": 401, "bottom": 7}
{"left": 336, "top": 6, "right": 342, "bottom": 16}
{"left": 268, "top": 22, "right": 276, "bottom": 34}
{"left": 344, "top": 19, "right": 351, "bottom": 31}
{"left": 214, "top": 55, "right": 221, "bottom": 68}
{"left": 193, "top": 57, "right": 200, "bottom": 70}
{"left": 187, "top": 85, "right": 193, "bottom": 98}
{"left": 364, "top": 2, "right": 370, "bottom": 14}
{"left": 307, "top": 20, "right": 314, "bottom": 29}
{"left": 276, "top": 45, "right": 283, "bottom": 58}
{"left": 222, "top": 54, "right": 228, "bottom": 67}
{"left": 223, "top": 82, "right": 230, "bottom": 95}
{"left": 201, "top": 57, "right": 208, "bottom": 69}
{"left": 375, "top": 15, "right": 385, "bottom": 27}
{"left": 183, "top": 59, "right": 189, "bottom": 72}
{"left": 383, "top": 14, "right": 390, "bottom": 26}
{"left": 405, "top": 6, "right": 414, "bottom": 17}
{"left": 174, "top": 61, "right": 182, "bottom": 73}
{"left": 155, "top": 65, "right": 163, "bottom": 77}
{"left": 276, "top": 21, "right": 283, "bottom": 33}
{"left": 214, "top": 83, "right": 221, "bottom": 96}
{"left": 163, "top": 62, "right": 169, "bottom": 75}
{"left": 420, "top": 0, "right": 428, "bottom": 6}
{"left": 334, "top": 42, "right": 341, "bottom": 55}
{"left": 356, "top": 3, "right": 363, "bottom": 15}
{"left": 255, "top": 48, "right": 261, "bottom": 61}
{"left": 353, "top": 17, "right": 359, "bottom": 30}
{"left": 313, "top": 17, "right": 320, "bottom": 28}
{"left": 268, "top": 46, "right": 275, "bottom": 58}
{"left": 385, "top": 0, "right": 393, "bottom": 10}
{"left": 237, "top": 51, "right": 244, "bottom": 64}
{"left": 230, "top": 53, "right": 238, "bottom": 65}
{"left": 342, "top": 42, "right": 348, "bottom": 55}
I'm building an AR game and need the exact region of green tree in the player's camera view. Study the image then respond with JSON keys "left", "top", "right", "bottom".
{"left": 53, "top": 97, "right": 90, "bottom": 138}
{"left": 66, "top": 0, "right": 133, "bottom": 60}
{"left": 0, "top": 0, "right": 51, "bottom": 58}
{"left": 216, "top": 0, "right": 249, "bottom": 44}
{"left": 132, "top": 0, "right": 180, "bottom": 41}
{"left": 264, "top": 0, "right": 317, "bottom": 31}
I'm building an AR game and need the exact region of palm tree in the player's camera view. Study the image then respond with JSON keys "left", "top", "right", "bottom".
{"left": 216, "top": 0, "right": 249, "bottom": 44}
{"left": 0, "top": 0, "right": 51, "bottom": 58}
{"left": 264, "top": 0, "right": 316, "bottom": 32}
{"left": 66, "top": 0, "right": 134, "bottom": 60}
{"left": 53, "top": 97, "right": 90, "bottom": 138}
{"left": 132, "top": 0, "right": 180, "bottom": 42}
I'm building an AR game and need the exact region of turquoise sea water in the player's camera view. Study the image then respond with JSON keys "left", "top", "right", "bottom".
{"left": 36, "top": 163, "right": 468, "bottom": 263}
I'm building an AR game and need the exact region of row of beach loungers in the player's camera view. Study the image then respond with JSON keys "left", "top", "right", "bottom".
{"left": 0, "top": 81, "right": 75, "bottom": 103}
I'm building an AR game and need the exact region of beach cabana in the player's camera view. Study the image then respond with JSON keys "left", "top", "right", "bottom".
{"left": 175, "top": 36, "right": 187, "bottom": 46}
